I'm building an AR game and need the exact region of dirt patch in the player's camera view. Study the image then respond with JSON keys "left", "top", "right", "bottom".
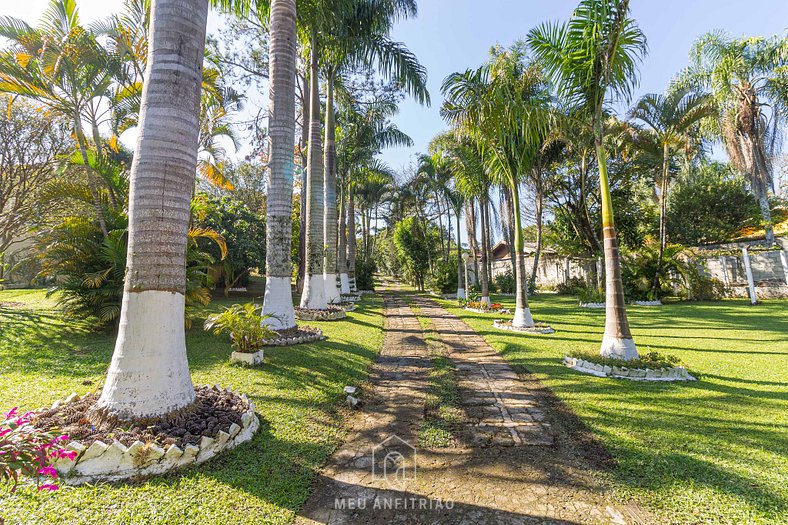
{"left": 33, "top": 386, "right": 248, "bottom": 448}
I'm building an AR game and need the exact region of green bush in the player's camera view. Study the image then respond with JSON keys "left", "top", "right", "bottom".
{"left": 194, "top": 194, "right": 265, "bottom": 289}
{"left": 429, "top": 258, "right": 458, "bottom": 294}
{"left": 494, "top": 269, "right": 515, "bottom": 294}
{"left": 204, "top": 303, "right": 277, "bottom": 353}
{"left": 556, "top": 276, "right": 587, "bottom": 295}
{"left": 578, "top": 285, "right": 605, "bottom": 303}
{"left": 355, "top": 258, "right": 376, "bottom": 291}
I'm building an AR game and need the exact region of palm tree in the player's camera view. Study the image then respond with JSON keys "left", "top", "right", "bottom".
{"left": 336, "top": 95, "right": 413, "bottom": 292}
{"left": 529, "top": 0, "right": 646, "bottom": 359}
{"left": 90, "top": 0, "right": 211, "bottom": 419}
{"left": 319, "top": 0, "right": 428, "bottom": 303}
{"left": 261, "top": 0, "right": 298, "bottom": 329}
{"left": 680, "top": 31, "right": 788, "bottom": 245}
{"left": 0, "top": 0, "right": 120, "bottom": 237}
{"left": 628, "top": 86, "right": 714, "bottom": 296}
{"left": 442, "top": 45, "right": 552, "bottom": 326}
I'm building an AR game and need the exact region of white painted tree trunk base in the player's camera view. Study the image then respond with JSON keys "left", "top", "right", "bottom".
{"left": 339, "top": 273, "right": 351, "bottom": 294}
{"left": 324, "top": 272, "right": 341, "bottom": 304}
{"left": 481, "top": 295, "right": 491, "bottom": 307}
{"left": 300, "top": 273, "right": 328, "bottom": 310}
{"left": 512, "top": 307, "right": 535, "bottom": 328}
{"left": 95, "top": 290, "right": 195, "bottom": 420}
{"left": 262, "top": 276, "right": 296, "bottom": 330}
{"left": 600, "top": 336, "right": 639, "bottom": 361}
{"left": 457, "top": 287, "right": 466, "bottom": 300}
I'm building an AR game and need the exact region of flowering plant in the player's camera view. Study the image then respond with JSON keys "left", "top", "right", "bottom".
{"left": 1, "top": 407, "right": 76, "bottom": 492}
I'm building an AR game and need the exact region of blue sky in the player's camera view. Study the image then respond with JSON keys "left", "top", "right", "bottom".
{"left": 7, "top": 0, "right": 788, "bottom": 175}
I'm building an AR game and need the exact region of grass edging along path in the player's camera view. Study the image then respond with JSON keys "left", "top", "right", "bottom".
{"left": 0, "top": 289, "right": 384, "bottom": 525}
{"left": 434, "top": 293, "right": 788, "bottom": 525}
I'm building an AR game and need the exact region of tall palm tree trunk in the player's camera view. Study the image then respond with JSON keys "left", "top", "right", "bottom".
{"left": 322, "top": 73, "right": 340, "bottom": 304}
{"left": 596, "top": 124, "right": 638, "bottom": 359}
{"left": 479, "top": 198, "right": 490, "bottom": 306}
{"left": 511, "top": 181, "right": 535, "bottom": 328}
{"left": 528, "top": 176, "right": 544, "bottom": 292}
{"left": 338, "top": 174, "right": 350, "bottom": 294}
{"left": 299, "top": 32, "right": 327, "bottom": 309}
{"left": 297, "top": 69, "right": 309, "bottom": 295}
{"left": 468, "top": 199, "right": 479, "bottom": 285}
{"left": 456, "top": 209, "right": 464, "bottom": 298}
{"left": 347, "top": 189, "right": 357, "bottom": 291}
{"left": 262, "top": 0, "right": 297, "bottom": 330}
{"left": 651, "top": 144, "right": 670, "bottom": 298}
{"left": 93, "top": 0, "right": 208, "bottom": 420}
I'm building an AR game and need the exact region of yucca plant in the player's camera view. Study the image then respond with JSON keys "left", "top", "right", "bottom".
{"left": 204, "top": 303, "right": 277, "bottom": 353}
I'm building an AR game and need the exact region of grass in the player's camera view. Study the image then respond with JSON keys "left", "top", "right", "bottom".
{"left": 0, "top": 288, "right": 384, "bottom": 525}
{"left": 434, "top": 292, "right": 788, "bottom": 525}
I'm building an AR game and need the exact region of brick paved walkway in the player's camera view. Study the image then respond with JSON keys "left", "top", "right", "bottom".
{"left": 296, "top": 289, "right": 651, "bottom": 525}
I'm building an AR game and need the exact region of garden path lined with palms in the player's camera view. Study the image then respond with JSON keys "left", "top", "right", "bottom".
{"left": 297, "top": 282, "right": 650, "bottom": 524}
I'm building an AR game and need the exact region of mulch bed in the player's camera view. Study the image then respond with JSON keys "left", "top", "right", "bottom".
{"left": 33, "top": 386, "right": 248, "bottom": 449}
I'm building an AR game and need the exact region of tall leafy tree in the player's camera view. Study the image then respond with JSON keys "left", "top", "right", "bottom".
{"left": 529, "top": 0, "right": 646, "bottom": 359}
{"left": 0, "top": 0, "right": 120, "bottom": 236}
{"left": 627, "top": 86, "right": 714, "bottom": 295}
{"left": 680, "top": 31, "right": 788, "bottom": 245}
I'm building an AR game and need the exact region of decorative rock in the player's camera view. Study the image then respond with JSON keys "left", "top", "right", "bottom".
{"left": 343, "top": 386, "right": 358, "bottom": 395}
{"left": 565, "top": 358, "right": 696, "bottom": 382}
{"left": 64, "top": 392, "right": 80, "bottom": 404}
{"left": 633, "top": 300, "right": 663, "bottom": 306}
{"left": 347, "top": 395, "right": 360, "bottom": 408}
{"left": 231, "top": 350, "right": 264, "bottom": 366}
{"left": 57, "top": 386, "right": 260, "bottom": 485}
{"left": 579, "top": 302, "right": 606, "bottom": 308}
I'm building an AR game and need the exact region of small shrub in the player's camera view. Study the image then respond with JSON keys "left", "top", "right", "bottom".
{"left": 1, "top": 407, "right": 75, "bottom": 492}
{"left": 567, "top": 349, "right": 683, "bottom": 370}
{"left": 428, "top": 259, "right": 458, "bottom": 294}
{"left": 578, "top": 286, "right": 605, "bottom": 303}
{"left": 557, "top": 276, "right": 587, "bottom": 295}
{"left": 204, "top": 303, "right": 277, "bottom": 353}
{"left": 686, "top": 275, "right": 727, "bottom": 301}
{"left": 494, "top": 270, "right": 515, "bottom": 294}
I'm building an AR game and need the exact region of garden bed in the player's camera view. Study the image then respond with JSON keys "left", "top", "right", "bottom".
{"left": 261, "top": 326, "right": 324, "bottom": 347}
{"left": 563, "top": 356, "right": 696, "bottom": 381}
{"left": 33, "top": 385, "right": 259, "bottom": 485}
{"left": 294, "top": 306, "right": 347, "bottom": 321}
{"left": 492, "top": 319, "right": 555, "bottom": 334}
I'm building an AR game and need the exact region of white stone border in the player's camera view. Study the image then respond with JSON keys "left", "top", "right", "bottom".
{"left": 632, "top": 300, "right": 663, "bottom": 306}
{"left": 338, "top": 303, "right": 357, "bottom": 312}
{"left": 261, "top": 328, "right": 325, "bottom": 347}
{"left": 231, "top": 350, "right": 264, "bottom": 366}
{"left": 563, "top": 356, "right": 696, "bottom": 381}
{"left": 294, "top": 307, "right": 347, "bottom": 321}
{"left": 492, "top": 319, "right": 555, "bottom": 334}
{"left": 47, "top": 387, "right": 260, "bottom": 485}
{"left": 341, "top": 294, "right": 360, "bottom": 303}
{"left": 579, "top": 302, "right": 606, "bottom": 308}
{"left": 358, "top": 290, "right": 374, "bottom": 295}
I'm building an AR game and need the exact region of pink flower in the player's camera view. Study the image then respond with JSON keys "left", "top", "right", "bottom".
{"left": 4, "top": 407, "right": 18, "bottom": 418}
{"left": 0, "top": 428, "right": 10, "bottom": 437}
{"left": 38, "top": 466, "right": 58, "bottom": 479}
{"left": 38, "top": 484, "right": 59, "bottom": 492}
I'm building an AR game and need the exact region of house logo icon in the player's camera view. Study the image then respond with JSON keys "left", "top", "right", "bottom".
{"left": 372, "top": 434, "right": 417, "bottom": 487}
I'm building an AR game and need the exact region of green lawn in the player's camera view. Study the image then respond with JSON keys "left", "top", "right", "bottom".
{"left": 435, "top": 293, "right": 788, "bottom": 525}
{"left": 0, "top": 289, "right": 384, "bottom": 525}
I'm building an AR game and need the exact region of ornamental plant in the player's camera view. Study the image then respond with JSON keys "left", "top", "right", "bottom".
{"left": 204, "top": 303, "right": 278, "bottom": 353}
{"left": 1, "top": 407, "right": 76, "bottom": 492}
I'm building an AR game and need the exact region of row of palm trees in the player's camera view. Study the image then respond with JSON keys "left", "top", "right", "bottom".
{"left": 0, "top": 0, "right": 426, "bottom": 422}
{"left": 407, "top": 0, "right": 786, "bottom": 361}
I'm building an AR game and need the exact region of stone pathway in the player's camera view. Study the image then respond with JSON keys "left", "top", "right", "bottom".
{"left": 296, "top": 289, "right": 652, "bottom": 525}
